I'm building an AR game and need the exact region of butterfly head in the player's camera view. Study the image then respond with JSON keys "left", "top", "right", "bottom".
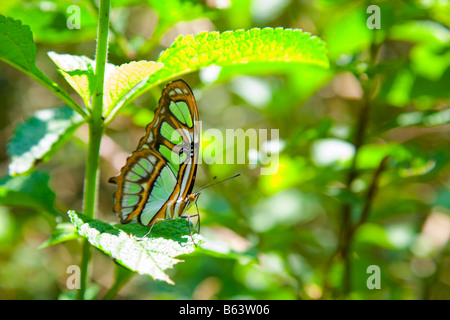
{"left": 183, "top": 192, "right": 200, "bottom": 212}
{"left": 189, "top": 192, "right": 200, "bottom": 203}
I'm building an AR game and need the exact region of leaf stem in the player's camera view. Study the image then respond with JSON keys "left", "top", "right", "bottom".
{"left": 77, "top": 0, "right": 110, "bottom": 300}
{"left": 27, "top": 67, "right": 88, "bottom": 119}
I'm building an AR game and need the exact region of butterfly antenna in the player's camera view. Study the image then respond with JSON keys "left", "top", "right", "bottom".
{"left": 194, "top": 175, "right": 218, "bottom": 193}
{"left": 196, "top": 174, "right": 241, "bottom": 192}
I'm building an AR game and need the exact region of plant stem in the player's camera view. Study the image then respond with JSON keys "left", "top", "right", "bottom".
{"left": 77, "top": 0, "right": 111, "bottom": 300}
{"left": 102, "top": 265, "right": 134, "bottom": 300}
{"left": 338, "top": 89, "right": 372, "bottom": 295}
{"left": 84, "top": 0, "right": 110, "bottom": 220}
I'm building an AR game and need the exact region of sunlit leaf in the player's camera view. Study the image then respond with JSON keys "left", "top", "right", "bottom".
{"left": 105, "top": 27, "right": 329, "bottom": 122}
{"left": 103, "top": 61, "right": 164, "bottom": 116}
{"left": 68, "top": 211, "right": 204, "bottom": 284}
{"left": 47, "top": 52, "right": 98, "bottom": 107}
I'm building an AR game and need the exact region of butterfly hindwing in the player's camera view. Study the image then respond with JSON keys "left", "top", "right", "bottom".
{"left": 109, "top": 80, "right": 199, "bottom": 227}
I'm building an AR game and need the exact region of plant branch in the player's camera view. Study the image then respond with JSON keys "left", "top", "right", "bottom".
{"left": 77, "top": 0, "right": 111, "bottom": 300}
{"left": 351, "top": 156, "right": 389, "bottom": 233}
{"left": 83, "top": 0, "right": 110, "bottom": 220}
{"left": 102, "top": 265, "right": 134, "bottom": 300}
{"left": 336, "top": 86, "right": 372, "bottom": 296}
{"left": 325, "top": 30, "right": 383, "bottom": 297}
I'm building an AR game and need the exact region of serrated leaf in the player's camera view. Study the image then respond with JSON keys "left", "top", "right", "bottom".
{"left": 105, "top": 27, "right": 329, "bottom": 122}
{"left": 153, "top": 27, "right": 329, "bottom": 80}
{"left": 103, "top": 61, "right": 164, "bottom": 116}
{"left": 0, "top": 171, "right": 59, "bottom": 216}
{"left": 0, "top": 15, "right": 84, "bottom": 116}
{"left": 7, "top": 106, "right": 85, "bottom": 176}
{"left": 0, "top": 15, "right": 37, "bottom": 72}
{"left": 47, "top": 52, "right": 97, "bottom": 107}
{"left": 40, "top": 222, "right": 78, "bottom": 249}
{"left": 68, "top": 211, "right": 203, "bottom": 284}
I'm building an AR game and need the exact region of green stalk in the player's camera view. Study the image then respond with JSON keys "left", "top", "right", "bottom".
{"left": 102, "top": 265, "right": 134, "bottom": 300}
{"left": 77, "top": 0, "right": 111, "bottom": 300}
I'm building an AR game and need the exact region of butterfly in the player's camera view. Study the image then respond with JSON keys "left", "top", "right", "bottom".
{"left": 109, "top": 79, "right": 201, "bottom": 240}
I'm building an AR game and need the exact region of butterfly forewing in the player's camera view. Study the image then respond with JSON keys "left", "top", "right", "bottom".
{"left": 109, "top": 80, "right": 199, "bottom": 227}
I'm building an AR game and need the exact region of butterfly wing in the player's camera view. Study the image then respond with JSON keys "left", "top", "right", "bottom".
{"left": 109, "top": 80, "right": 199, "bottom": 226}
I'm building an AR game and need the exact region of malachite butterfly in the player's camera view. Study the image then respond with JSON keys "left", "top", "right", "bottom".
{"left": 109, "top": 79, "right": 201, "bottom": 239}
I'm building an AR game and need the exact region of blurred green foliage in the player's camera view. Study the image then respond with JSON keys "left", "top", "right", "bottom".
{"left": 0, "top": 0, "right": 449, "bottom": 300}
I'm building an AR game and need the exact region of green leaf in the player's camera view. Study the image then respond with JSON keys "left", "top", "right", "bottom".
{"left": 7, "top": 106, "right": 85, "bottom": 176}
{"left": 390, "top": 20, "right": 450, "bottom": 46}
{"left": 48, "top": 52, "right": 164, "bottom": 113}
{"left": 1, "top": 0, "right": 97, "bottom": 44}
{"left": 39, "top": 222, "right": 78, "bottom": 249}
{"left": 354, "top": 223, "right": 396, "bottom": 250}
{"left": 356, "top": 143, "right": 412, "bottom": 170}
{"left": 105, "top": 27, "right": 329, "bottom": 122}
{"left": 0, "top": 15, "right": 86, "bottom": 117}
{"left": 103, "top": 60, "right": 164, "bottom": 116}
{"left": 0, "top": 171, "right": 59, "bottom": 216}
{"left": 47, "top": 52, "right": 98, "bottom": 107}
{"left": 68, "top": 210, "right": 204, "bottom": 285}
{"left": 321, "top": 6, "right": 371, "bottom": 59}
{"left": 147, "top": 0, "right": 206, "bottom": 24}
{"left": 155, "top": 27, "right": 329, "bottom": 79}
{"left": 0, "top": 15, "right": 37, "bottom": 72}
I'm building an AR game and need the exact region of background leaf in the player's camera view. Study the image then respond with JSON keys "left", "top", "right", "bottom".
{"left": 0, "top": 171, "right": 59, "bottom": 216}
{"left": 0, "top": 0, "right": 97, "bottom": 44}
{"left": 7, "top": 106, "right": 85, "bottom": 176}
{"left": 0, "top": 14, "right": 85, "bottom": 116}
{"left": 39, "top": 222, "right": 78, "bottom": 248}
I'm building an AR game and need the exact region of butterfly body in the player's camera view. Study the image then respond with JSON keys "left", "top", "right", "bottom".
{"left": 109, "top": 80, "right": 200, "bottom": 231}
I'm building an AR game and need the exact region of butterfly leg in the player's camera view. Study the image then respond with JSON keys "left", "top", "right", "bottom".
{"left": 136, "top": 218, "right": 172, "bottom": 240}
{"left": 195, "top": 201, "right": 201, "bottom": 234}
{"left": 180, "top": 213, "right": 200, "bottom": 247}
